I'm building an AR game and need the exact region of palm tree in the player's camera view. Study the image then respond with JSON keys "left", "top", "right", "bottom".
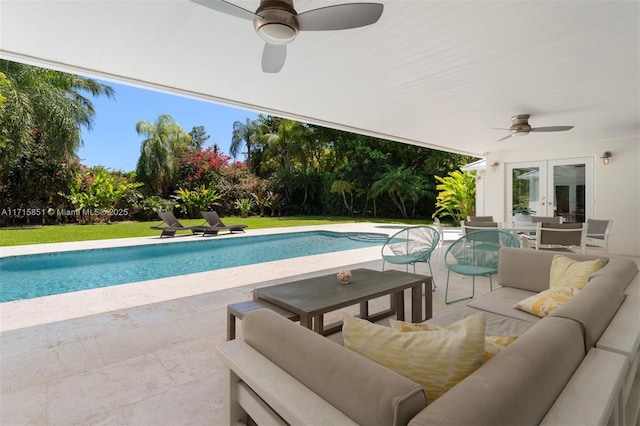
{"left": 260, "top": 118, "right": 308, "bottom": 174}
{"left": 135, "top": 114, "right": 190, "bottom": 196}
{"left": 372, "top": 166, "right": 422, "bottom": 218}
{"left": 0, "top": 60, "right": 114, "bottom": 170}
{"left": 230, "top": 118, "right": 259, "bottom": 174}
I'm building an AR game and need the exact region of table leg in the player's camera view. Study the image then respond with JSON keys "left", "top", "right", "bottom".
{"left": 411, "top": 283, "right": 423, "bottom": 323}
{"left": 300, "top": 314, "right": 312, "bottom": 330}
{"left": 424, "top": 278, "right": 433, "bottom": 320}
{"left": 313, "top": 315, "right": 324, "bottom": 334}
{"left": 359, "top": 301, "right": 369, "bottom": 320}
{"left": 395, "top": 290, "right": 405, "bottom": 321}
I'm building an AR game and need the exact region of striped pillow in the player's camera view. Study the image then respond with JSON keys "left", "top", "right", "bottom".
{"left": 389, "top": 320, "right": 518, "bottom": 362}
{"left": 343, "top": 312, "right": 485, "bottom": 403}
{"left": 549, "top": 255, "right": 604, "bottom": 291}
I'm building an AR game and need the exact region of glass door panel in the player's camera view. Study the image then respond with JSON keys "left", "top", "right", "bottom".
{"left": 507, "top": 162, "right": 546, "bottom": 223}
{"left": 549, "top": 159, "right": 592, "bottom": 223}
{"left": 507, "top": 158, "right": 593, "bottom": 225}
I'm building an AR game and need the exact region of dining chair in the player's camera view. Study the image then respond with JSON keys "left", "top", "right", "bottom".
{"left": 531, "top": 216, "right": 563, "bottom": 224}
{"left": 461, "top": 220, "right": 500, "bottom": 235}
{"left": 467, "top": 215, "right": 494, "bottom": 222}
{"left": 586, "top": 219, "right": 613, "bottom": 252}
{"left": 530, "top": 222, "right": 588, "bottom": 254}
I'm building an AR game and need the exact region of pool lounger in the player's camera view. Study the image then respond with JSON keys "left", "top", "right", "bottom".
{"left": 201, "top": 211, "right": 248, "bottom": 235}
{"left": 154, "top": 212, "right": 205, "bottom": 238}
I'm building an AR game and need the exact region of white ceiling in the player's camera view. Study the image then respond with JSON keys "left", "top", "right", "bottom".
{"left": 1, "top": 0, "right": 638, "bottom": 157}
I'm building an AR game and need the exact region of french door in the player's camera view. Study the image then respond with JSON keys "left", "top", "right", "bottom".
{"left": 506, "top": 157, "right": 594, "bottom": 223}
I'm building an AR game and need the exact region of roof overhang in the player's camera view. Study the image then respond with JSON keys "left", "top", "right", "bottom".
{"left": 1, "top": 1, "right": 638, "bottom": 156}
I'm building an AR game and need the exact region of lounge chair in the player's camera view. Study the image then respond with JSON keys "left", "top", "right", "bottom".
{"left": 201, "top": 211, "right": 248, "bottom": 234}
{"left": 153, "top": 211, "right": 204, "bottom": 238}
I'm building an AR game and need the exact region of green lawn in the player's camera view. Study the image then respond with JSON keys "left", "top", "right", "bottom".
{"left": 0, "top": 216, "right": 431, "bottom": 247}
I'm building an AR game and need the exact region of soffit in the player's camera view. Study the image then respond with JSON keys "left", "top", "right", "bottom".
{"left": 1, "top": 1, "right": 638, "bottom": 156}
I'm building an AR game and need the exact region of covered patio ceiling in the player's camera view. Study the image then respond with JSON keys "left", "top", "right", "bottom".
{"left": 1, "top": 1, "right": 638, "bottom": 157}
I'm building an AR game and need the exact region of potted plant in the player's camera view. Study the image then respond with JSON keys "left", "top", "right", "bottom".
{"left": 513, "top": 206, "right": 536, "bottom": 224}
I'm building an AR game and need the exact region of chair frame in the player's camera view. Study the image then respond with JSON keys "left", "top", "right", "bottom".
{"left": 461, "top": 220, "right": 500, "bottom": 235}
{"left": 466, "top": 216, "right": 494, "bottom": 222}
{"left": 381, "top": 226, "right": 440, "bottom": 289}
{"left": 444, "top": 229, "right": 520, "bottom": 304}
{"left": 586, "top": 219, "right": 613, "bottom": 252}
{"left": 201, "top": 211, "right": 248, "bottom": 235}
{"left": 154, "top": 211, "right": 204, "bottom": 238}
{"left": 531, "top": 222, "right": 588, "bottom": 254}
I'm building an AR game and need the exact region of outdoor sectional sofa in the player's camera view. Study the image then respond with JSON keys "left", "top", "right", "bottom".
{"left": 217, "top": 248, "right": 639, "bottom": 426}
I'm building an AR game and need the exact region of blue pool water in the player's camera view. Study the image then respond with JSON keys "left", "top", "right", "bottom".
{"left": 0, "top": 231, "right": 387, "bottom": 302}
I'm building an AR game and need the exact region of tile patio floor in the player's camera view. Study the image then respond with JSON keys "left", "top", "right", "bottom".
{"left": 0, "top": 223, "right": 634, "bottom": 425}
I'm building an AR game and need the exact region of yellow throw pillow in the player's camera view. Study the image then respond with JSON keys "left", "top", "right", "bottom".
{"left": 343, "top": 312, "right": 485, "bottom": 403}
{"left": 484, "top": 335, "right": 518, "bottom": 361}
{"left": 514, "top": 287, "right": 575, "bottom": 317}
{"left": 549, "top": 255, "right": 604, "bottom": 291}
{"left": 389, "top": 320, "right": 518, "bottom": 362}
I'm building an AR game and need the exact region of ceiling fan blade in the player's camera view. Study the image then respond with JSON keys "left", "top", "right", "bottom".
{"left": 262, "top": 43, "right": 286, "bottom": 73}
{"left": 530, "top": 126, "right": 574, "bottom": 132}
{"left": 297, "top": 3, "right": 383, "bottom": 31}
{"left": 191, "top": 0, "right": 258, "bottom": 20}
{"left": 497, "top": 134, "right": 513, "bottom": 142}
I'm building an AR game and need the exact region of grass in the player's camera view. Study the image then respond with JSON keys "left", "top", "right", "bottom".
{"left": 0, "top": 216, "right": 431, "bottom": 247}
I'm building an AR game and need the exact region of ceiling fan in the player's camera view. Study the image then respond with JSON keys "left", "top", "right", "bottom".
{"left": 495, "top": 114, "right": 574, "bottom": 142}
{"left": 191, "top": 0, "right": 384, "bottom": 73}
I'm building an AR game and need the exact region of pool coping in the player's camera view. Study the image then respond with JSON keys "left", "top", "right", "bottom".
{"left": 0, "top": 223, "right": 395, "bottom": 332}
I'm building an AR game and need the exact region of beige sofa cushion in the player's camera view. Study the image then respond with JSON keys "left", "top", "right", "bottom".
{"left": 468, "top": 287, "right": 542, "bottom": 322}
{"left": 243, "top": 309, "right": 426, "bottom": 426}
{"left": 425, "top": 305, "right": 536, "bottom": 336}
{"left": 588, "top": 258, "right": 638, "bottom": 292}
{"left": 408, "top": 316, "right": 586, "bottom": 426}
{"left": 497, "top": 247, "right": 607, "bottom": 293}
{"left": 550, "top": 276, "right": 625, "bottom": 350}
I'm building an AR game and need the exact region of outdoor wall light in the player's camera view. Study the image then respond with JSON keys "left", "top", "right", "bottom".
{"left": 600, "top": 151, "right": 612, "bottom": 165}
{"left": 490, "top": 161, "right": 500, "bottom": 171}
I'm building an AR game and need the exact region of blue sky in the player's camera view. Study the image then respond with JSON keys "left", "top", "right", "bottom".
{"left": 78, "top": 80, "right": 260, "bottom": 172}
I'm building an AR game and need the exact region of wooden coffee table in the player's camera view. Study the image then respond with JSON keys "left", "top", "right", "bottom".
{"left": 255, "top": 268, "right": 432, "bottom": 335}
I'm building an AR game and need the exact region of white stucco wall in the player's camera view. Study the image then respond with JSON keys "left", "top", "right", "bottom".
{"left": 483, "top": 136, "right": 640, "bottom": 256}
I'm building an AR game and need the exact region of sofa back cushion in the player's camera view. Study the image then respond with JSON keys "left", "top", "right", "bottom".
{"left": 588, "top": 258, "right": 638, "bottom": 292}
{"left": 497, "top": 247, "right": 608, "bottom": 292}
{"left": 550, "top": 276, "right": 625, "bottom": 350}
{"left": 243, "top": 309, "right": 427, "bottom": 426}
{"left": 408, "top": 316, "right": 585, "bottom": 426}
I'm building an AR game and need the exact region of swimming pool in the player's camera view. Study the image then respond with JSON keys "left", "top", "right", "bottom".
{"left": 0, "top": 231, "right": 387, "bottom": 302}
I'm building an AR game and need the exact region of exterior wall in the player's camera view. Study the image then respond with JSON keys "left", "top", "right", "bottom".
{"left": 483, "top": 136, "right": 639, "bottom": 256}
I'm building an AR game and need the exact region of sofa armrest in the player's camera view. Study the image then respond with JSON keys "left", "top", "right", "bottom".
{"left": 540, "top": 348, "right": 628, "bottom": 426}
{"left": 217, "top": 339, "right": 358, "bottom": 426}
{"left": 241, "top": 309, "right": 427, "bottom": 426}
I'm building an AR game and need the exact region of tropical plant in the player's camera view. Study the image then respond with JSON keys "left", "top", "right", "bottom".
{"left": 172, "top": 185, "right": 221, "bottom": 218}
{"left": 330, "top": 179, "right": 355, "bottom": 216}
{"left": 136, "top": 196, "right": 176, "bottom": 221}
{"left": 433, "top": 170, "right": 476, "bottom": 222}
{"left": 230, "top": 118, "right": 260, "bottom": 173}
{"left": 136, "top": 114, "right": 191, "bottom": 196}
{"left": 0, "top": 60, "right": 114, "bottom": 170}
{"left": 371, "top": 166, "right": 423, "bottom": 218}
{"left": 65, "top": 168, "right": 142, "bottom": 224}
{"left": 188, "top": 125, "right": 210, "bottom": 151}
{"left": 234, "top": 198, "right": 253, "bottom": 217}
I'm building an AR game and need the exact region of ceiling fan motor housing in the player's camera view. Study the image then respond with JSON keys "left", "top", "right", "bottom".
{"left": 254, "top": 1, "right": 299, "bottom": 45}
{"left": 510, "top": 114, "right": 531, "bottom": 136}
